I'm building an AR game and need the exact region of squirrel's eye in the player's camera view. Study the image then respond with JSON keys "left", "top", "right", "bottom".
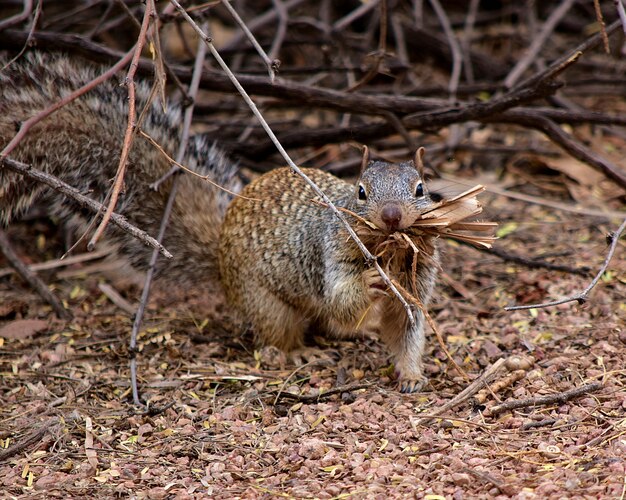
{"left": 358, "top": 185, "right": 367, "bottom": 200}
{"left": 415, "top": 182, "right": 425, "bottom": 198}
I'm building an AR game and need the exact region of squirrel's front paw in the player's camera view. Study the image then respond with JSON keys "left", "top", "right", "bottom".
{"left": 363, "top": 267, "right": 388, "bottom": 300}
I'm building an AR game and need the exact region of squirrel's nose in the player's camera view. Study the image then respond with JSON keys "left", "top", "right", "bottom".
{"left": 381, "top": 203, "right": 403, "bottom": 231}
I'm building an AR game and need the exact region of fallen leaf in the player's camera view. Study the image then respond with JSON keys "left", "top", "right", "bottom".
{"left": 0, "top": 319, "right": 49, "bottom": 339}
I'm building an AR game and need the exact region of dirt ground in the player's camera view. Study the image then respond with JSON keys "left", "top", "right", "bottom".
{"left": 1, "top": 162, "right": 624, "bottom": 498}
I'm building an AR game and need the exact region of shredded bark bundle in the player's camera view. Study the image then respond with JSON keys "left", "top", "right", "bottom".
{"left": 409, "top": 185, "right": 498, "bottom": 249}
{"left": 355, "top": 184, "right": 497, "bottom": 254}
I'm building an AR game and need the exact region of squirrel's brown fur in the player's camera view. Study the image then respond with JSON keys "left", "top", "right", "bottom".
{"left": 1, "top": 52, "right": 439, "bottom": 392}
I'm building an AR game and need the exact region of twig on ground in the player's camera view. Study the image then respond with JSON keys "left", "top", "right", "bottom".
{"left": 273, "top": 382, "right": 374, "bottom": 404}
{"left": 484, "top": 381, "right": 603, "bottom": 417}
{"left": 221, "top": 0, "right": 308, "bottom": 51}
{"left": 0, "top": 248, "right": 111, "bottom": 278}
{"left": 0, "top": 418, "right": 59, "bottom": 463}
{"left": 268, "top": 0, "right": 288, "bottom": 61}
{"left": 346, "top": 0, "right": 388, "bottom": 92}
{"left": 0, "top": 0, "right": 40, "bottom": 70}
{"left": 467, "top": 243, "right": 591, "bottom": 276}
{"left": 0, "top": 228, "right": 71, "bottom": 320}
{"left": 505, "top": 217, "right": 626, "bottom": 311}
{"left": 98, "top": 283, "right": 136, "bottom": 315}
{"left": 0, "top": 158, "right": 172, "bottom": 259}
{"left": 473, "top": 370, "right": 528, "bottom": 405}
{"left": 420, "top": 356, "right": 532, "bottom": 423}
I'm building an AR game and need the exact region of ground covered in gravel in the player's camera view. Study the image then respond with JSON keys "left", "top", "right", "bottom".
{"left": 1, "top": 172, "right": 624, "bottom": 498}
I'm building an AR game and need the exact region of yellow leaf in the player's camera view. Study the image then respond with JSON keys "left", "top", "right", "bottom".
{"left": 379, "top": 438, "right": 389, "bottom": 451}
{"left": 27, "top": 471, "right": 34, "bottom": 487}
{"left": 496, "top": 222, "right": 518, "bottom": 238}
{"left": 310, "top": 415, "right": 326, "bottom": 429}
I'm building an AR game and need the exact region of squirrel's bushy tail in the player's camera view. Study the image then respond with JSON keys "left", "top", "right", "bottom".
{"left": 0, "top": 51, "right": 240, "bottom": 287}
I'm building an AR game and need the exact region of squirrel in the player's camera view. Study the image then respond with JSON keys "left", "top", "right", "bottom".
{"left": 1, "top": 52, "right": 439, "bottom": 392}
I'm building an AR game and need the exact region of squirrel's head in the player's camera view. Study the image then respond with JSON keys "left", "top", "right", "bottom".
{"left": 354, "top": 146, "right": 434, "bottom": 233}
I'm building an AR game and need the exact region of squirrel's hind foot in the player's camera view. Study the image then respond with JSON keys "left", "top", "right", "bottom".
{"left": 398, "top": 374, "right": 428, "bottom": 393}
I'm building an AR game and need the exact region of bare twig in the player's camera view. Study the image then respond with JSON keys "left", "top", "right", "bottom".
{"left": 0, "top": 157, "right": 173, "bottom": 259}
{"left": 0, "top": 248, "right": 111, "bottom": 278}
{"left": 461, "top": 0, "right": 480, "bottom": 84}
{"left": 170, "top": 0, "right": 418, "bottom": 327}
{"left": 0, "top": 418, "right": 59, "bottom": 463}
{"left": 128, "top": 17, "right": 209, "bottom": 407}
{"left": 484, "top": 382, "right": 603, "bottom": 417}
{"left": 504, "top": 0, "right": 577, "bottom": 88}
{"left": 333, "top": 0, "right": 381, "bottom": 31}
{"left": 269, "top": 0, "right": 288, "bottom": 61}
{"left": 273, "top": 382, "right": 374, "bottom": 403}
{"left": 489, "top": 110, "right": 626, "bottom": 188}
{"left": 88, "top": 0, "right": 155, "bottom": 252}
{"left": 428, "top": 0, "right": 462, "bottom": 99}
{"left": 593, "top": 0, "right": 610, "bottom": 53}
{"left": 221, "top": 0, "right": 308, "bottom": 51}
{"left": 0, "top": 0, "right": 32, "bottom": 30}
{"left": 221, "top": 0, "right": 279, "bottom": 81}
{"left": 0, "top": 228, "right": 71, "bottom": 320}
{"left": 615, "top": 0, "right": 626, "bottom": 35}
{"left": 505, "top": 218, "right": 626, "bottom": 311}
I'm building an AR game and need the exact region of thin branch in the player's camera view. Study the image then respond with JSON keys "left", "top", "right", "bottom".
{"left": 268, "top": 0, "right": 288, "bottom": 61}
{"left": 0, "top": 248, "right": 111, "bottom": 278}
{"left": 461, "top": 0, "right": 480, "bottom": 84}
{"left": 428, "top": 0, "right": 462, "bottom": 99}
{"left": 170, "top": 0, "right": 417, "bottom": 328}
{"left": 0, "top": 157, "right": 173, "bottom": 259}
{"left": 128, "top": 18, "right": 210, "bottom": 407}
{"left": 221, "top": 0, "right": 308, "bottom": 51}
{"left": 88, "top": 0, "right": 154, "bottom": 252}
{"left": 484, "top": 382, "right": 603, "bottom": 417}
{"left": 0, "top": 227, "right": 71, "bottom": 320}
{"left": 0, "top": 0, "right": 33, "bottom": 30}
{"left": 488, "top": 110, "right": 626, "bottom": 188}
{"left": 593, "top": 0, "right": 610, "bottom": 53}
{"left": 615, "top": 0, "right": 626, "bottom": 35}
{"left": 221, "top": 0, "right": 279, "bottom": 81}
{"left": 504, "top": 0, "right": 577, "bottom": 88}
{"left": 505, "top": 218, "right": 626, "bottom": 311}
{"left": 333, "top": 0, "right": 381, "bottom": 31}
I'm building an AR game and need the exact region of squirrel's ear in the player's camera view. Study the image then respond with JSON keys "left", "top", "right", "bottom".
{"left": 360, "top": 145, "right": 370, "bottom": 174}
{"left": 414, "top": 147, "right": 425, "bottom": 178}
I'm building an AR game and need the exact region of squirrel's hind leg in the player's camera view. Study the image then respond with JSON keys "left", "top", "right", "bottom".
{"left": 244, "top": 289, "right": 308, "bottom": 352}
{"left": 378, "top": 302, "right": 428, "bottom": 393}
